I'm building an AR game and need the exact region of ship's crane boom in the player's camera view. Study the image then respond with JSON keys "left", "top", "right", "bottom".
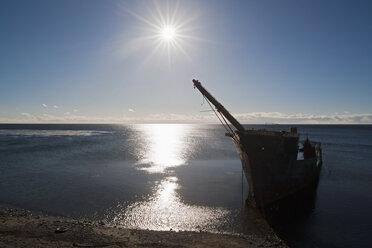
{"left": 193, "top": 79, "right": 245, "bottom": 133}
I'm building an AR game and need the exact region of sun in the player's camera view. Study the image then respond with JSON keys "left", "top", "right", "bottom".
{"left": 160, "top": 25, "right": 176, "bottom": 42}
{"left": 124, "top": 1, "right": 202, "bottom": 65}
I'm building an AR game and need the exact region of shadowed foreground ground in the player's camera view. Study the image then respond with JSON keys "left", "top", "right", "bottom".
{"left": 0, "top": 209, "right": 286, "bottom": 248}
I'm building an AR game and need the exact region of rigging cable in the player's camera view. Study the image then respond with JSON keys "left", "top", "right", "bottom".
{"left": 202, "top": 96, "right": 241, "bottom": 144}
{"left": 219, "top": 112, "right": 237, "bottom": 139}
{"left": 242, "top": 163, "right": 244, "bottom": 205}
{"left": 201, "top": 95, "right": 245, "bottom": 205}
{"left": 203, "top": 96, "right": 231, "bottom": 134}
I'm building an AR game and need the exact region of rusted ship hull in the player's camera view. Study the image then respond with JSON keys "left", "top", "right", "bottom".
{"left": 233, "top": 130, "right": 322, "bottom": 207}
{"left": 192, "top": 79, "right": 322, "bottom": 208}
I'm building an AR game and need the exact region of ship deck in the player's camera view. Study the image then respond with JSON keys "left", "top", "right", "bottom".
{"left": 238, "top": 129, "right": 299, "bottom": 138}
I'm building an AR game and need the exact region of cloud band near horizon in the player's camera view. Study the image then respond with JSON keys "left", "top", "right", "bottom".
{"left": 1, "top": 111, "right": 372, "bottom": 124}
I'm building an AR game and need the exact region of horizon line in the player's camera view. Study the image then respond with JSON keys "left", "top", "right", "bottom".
{"left": 1, "top": 122, "right": 371, "bottom": 126}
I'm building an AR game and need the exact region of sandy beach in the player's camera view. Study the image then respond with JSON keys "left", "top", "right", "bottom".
{"left": 0, "top": 208, "right": 286, "bottom": 248}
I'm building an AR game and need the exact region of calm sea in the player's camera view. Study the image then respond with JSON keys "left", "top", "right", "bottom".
{"left": 0, "top": 124, "right": 371, "bottom": 247}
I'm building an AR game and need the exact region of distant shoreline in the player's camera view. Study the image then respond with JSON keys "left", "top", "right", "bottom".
{"left": 0, "top": 123, "right": 371, "bottom": 126}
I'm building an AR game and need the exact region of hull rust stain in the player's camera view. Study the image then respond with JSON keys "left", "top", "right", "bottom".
{"left": 192, "top": 79, "right": 322, "bottom": 207}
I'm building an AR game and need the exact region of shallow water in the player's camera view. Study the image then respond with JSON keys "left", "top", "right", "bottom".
{"left": 0, "top": 124, "right": 371, "bottom": 247}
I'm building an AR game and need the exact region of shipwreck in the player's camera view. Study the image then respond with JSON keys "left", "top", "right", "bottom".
{"left": 193, "top": 79, "right": 322, "bottom": 208}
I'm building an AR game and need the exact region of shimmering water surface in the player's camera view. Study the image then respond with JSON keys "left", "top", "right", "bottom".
{"left": 0, "top": 124, "right": 372, "bottom": 247}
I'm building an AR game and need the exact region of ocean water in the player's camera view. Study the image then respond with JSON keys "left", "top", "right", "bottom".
{"left": 0, "top": 124, "right": 371, "bottom": 247}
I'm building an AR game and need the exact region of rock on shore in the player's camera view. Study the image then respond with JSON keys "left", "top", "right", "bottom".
{"left": 0, "top": 209, "right": 287, "bottom": 248}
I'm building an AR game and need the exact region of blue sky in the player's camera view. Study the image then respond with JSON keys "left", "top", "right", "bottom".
{"left": 1, "top": 0, "right": 371, "bottom": 124}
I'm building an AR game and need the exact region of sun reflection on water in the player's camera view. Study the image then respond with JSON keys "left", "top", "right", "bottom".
{"left": 109, "top": 124, "right": 229, "bottom": 231}
{"left": 135, "top": 124, "right": 191, "bottom": 173}
{"left": 111, "top": 176, "right": 229, "bottom": 231}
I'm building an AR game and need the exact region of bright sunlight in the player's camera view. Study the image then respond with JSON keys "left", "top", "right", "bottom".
{"left": 124, "top": 1, "right": 202, "bottom": 65}
{"left": 160, "top": 25, "right": 176, "bottom": 42}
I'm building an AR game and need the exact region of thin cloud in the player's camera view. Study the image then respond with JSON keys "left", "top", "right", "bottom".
{"left": 143, "top": 112, "right": 372, "bottom": 124}
{"left": 53, "top": 105, "right": 58, "bottom": 109}
{"left": 20, "top": 112, "right": 37, "bottom": 121}
{"left": 42, "top": 104, "right": 47, "bottom": 108}
{"left": 21, "top": 112, "right": 33, "bottom": 118}
{"left": 2, "top": 111, "right": 371, "bottom": 124}
{"left": 128, "top": 108, "right": 135, "bottom": 112}
{"left": 234, "top": 112, "right": 372, "bottom": 124}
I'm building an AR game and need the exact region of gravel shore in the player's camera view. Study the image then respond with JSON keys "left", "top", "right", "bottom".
{"left": 0, "top": 208, "right": 286, "bottom": 248}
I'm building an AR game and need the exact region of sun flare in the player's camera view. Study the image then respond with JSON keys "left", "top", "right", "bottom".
{"left": 160, "top": 25, "right": 176, "bottom": 42}
{"left": 124, "top": 1, "right": 201, "bottom": 65}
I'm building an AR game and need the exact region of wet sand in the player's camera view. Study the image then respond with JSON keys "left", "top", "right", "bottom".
{"left": 0, "top": 208, "right": 286, "bottom": 248}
